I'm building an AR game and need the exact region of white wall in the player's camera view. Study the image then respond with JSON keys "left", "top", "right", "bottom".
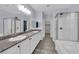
{"left": 42, "top": 13, "right": 45, "bottom": 38}
{"left": 50, "top": 16, "right": 57, "bottom": 40}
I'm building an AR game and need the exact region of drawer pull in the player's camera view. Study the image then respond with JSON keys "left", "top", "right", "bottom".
{"left": 17, "top": 46, "right": 20, "bottom": 47}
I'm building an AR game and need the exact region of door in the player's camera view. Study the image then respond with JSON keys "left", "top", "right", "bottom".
{"left": 45, "top": 24, "right": 50, "bottom": 34}
{"left": 58, "top": 13, "right": 78, "bottom": 41}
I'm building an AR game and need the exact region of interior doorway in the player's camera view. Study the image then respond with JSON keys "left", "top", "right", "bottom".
{"left": 45, "top": 24, "right": 50, "bottom": 35}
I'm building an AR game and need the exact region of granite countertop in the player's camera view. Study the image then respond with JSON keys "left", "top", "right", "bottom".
{"left": 0, "top": 29, "right": 41, "bottom": 53}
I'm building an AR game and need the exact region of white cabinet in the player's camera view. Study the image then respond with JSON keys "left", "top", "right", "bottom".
{"left": 20, "top": 39, "right": 30, "bottom": 54}
{"left": 30, "top": 32, "right": 41, "bottom": 53}
{"left": 1, "top": 32, "right": 41, "bottom": 54}
{"left": 20, "top": 32, "right": 41, "bottom": 54}
{"left": 30, "top": 37, "right": 36, "bottom": 53}
{"left": 1, "top": 44, "right": 21, "bottom": 54}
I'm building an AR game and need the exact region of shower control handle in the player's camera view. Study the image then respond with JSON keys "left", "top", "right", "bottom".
{"left": 60, "top": 27, "right": 63, "bottom": 30}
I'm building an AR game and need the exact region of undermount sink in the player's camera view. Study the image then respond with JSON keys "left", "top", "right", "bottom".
{"left": 9, "top": 35, "right": 26, "bottom": 42}
{"left": 33, "top": 31, "right": 38, "bottom": 33}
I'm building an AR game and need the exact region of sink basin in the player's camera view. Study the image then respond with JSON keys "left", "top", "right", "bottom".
{"left": 33, "top": 31, "right": 38, "bottom": 33}
{"left": 9, "top": 35, "right": 26, "bottom": 42}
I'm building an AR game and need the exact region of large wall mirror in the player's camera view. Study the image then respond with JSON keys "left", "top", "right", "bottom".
{"left": 0, "top": 17, "right": 22, "bottom": 37}
{"left": 0, "top": 19, "right": 4, "bottom": 37}
{"left": 23, "top": 20, "right": 27, "bottom": 32}
{"left": 31, "top": 20, "right": 41, "bottom": 29}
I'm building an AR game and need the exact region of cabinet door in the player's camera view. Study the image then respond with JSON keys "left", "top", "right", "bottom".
{"left": 16, "top": 20, "right": 21, "bottom": 33}
{"left": 20, "top": 39, "right": 30, "bottom": 54}
{"left": 30, "top": 33, "right": 40, "bottom": 53}
{"left": 1, "top": 44, "right": 21, "bottom": 54}
{"left": 34, "top": 32, "right": 41, "bottom": 47}
{"left": 30, "top": 36, "right": 36, "bottom": 53}
{"left": 4, "top": 19, "right": 12, "bottom": 36}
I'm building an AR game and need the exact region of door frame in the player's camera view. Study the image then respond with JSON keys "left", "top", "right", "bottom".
{"left": 56, "top": 15, "right": 59, "bottom": 40}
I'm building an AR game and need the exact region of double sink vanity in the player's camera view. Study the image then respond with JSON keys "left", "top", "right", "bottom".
{"left": 0, "top": 29, "right": 42, "bottom": 54}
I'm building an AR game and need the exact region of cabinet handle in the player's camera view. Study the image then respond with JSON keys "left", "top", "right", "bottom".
{"left": 17, "top": 45, "right": 20, "bottom": 47}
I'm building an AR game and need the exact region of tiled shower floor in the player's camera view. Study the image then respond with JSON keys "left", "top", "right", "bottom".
{"left": 33, "top": 34, "right": 57, "bottom": 54}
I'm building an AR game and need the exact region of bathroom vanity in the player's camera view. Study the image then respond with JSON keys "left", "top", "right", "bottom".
{"left": 0, "top": 29, "right": 42, "bottom": 54}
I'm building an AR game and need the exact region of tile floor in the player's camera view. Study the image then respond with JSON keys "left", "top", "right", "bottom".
{"left": 33, "top": 33, "right": 57, "bottom": 54}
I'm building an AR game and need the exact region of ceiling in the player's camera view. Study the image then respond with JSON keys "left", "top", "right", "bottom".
{"left": 0, "top": 4, "right": 34, "bottom": 16}
{"left": 0, "top": 4, "right": 33, "bottom": 18}
{"left": 30, "top": 4, "right": 79, "bottom": 16}
{"left": 0, "top": 4, "right": 79, "bottom": 18}
{"left": 0, "top": 4, "right": 22, "bottom": 14}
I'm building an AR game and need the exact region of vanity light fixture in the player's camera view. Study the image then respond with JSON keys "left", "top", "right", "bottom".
{"left": 17, "top": 5, "right": 31, "bottom": 15}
